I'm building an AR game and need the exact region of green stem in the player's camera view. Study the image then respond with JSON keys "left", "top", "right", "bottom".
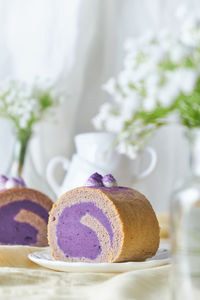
{"left": 17, "top": 138, "right": 29, "bottom": 176}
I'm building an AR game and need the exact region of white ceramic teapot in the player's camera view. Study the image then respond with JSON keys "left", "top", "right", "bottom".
{"left": 46, "top": 132, "right": 157, "bottom": 197}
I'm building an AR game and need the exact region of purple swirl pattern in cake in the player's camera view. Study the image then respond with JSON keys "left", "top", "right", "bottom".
{"left": 0, "top": 199, "right": 49, "bottom": 245}
{"left": 0, "top": 176, "right": 53, "bottom": 246}
{"left": 56, "top": 202, "right": 114, "bottom": 260}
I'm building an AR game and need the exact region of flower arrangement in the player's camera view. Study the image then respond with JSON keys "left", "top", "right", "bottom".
{"left": 93, "top": 7, "right": 200, "bottom": 158}
{"left": 0, "top": 77, "right": 61, "bottom": 175}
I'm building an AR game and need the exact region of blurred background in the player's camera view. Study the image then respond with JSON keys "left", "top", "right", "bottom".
{"left": 0, "top": 0, "right": 197, "bottom": 212}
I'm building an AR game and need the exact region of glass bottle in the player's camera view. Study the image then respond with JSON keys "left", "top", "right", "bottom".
{"left": 171, "top": 128, "right": 200, "bottom": 300}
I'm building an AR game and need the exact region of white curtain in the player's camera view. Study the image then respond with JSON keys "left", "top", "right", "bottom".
{"left": 0, "top": 0, "right": 199, "bottom": 211}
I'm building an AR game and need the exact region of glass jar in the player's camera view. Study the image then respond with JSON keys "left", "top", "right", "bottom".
{"left": 171, "top": 128, "right": 200, "bottom": 300}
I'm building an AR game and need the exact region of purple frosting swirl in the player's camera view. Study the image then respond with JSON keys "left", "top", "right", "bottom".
{"left": 102, "top": 174, "right": 117, "bottom": 187}
{"left": 15, "top": 177, "right": 26, "bottom": 187}
{"left": 0, "top": 175, "right": 26, "bottom": 191}
{"left": 85, "top": 172, "right": 103, "bottom": 187}
{"left": 0, "top": 175, "right": 8, "bottom": 190}
{"left": 85, "top": 173, "right": 118, "bottom": 188}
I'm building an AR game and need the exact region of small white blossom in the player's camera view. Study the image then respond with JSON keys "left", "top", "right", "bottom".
{"left": 117, "top": 141, "right": 138, "bottom": 160}
{"left": 143, "top": 97, "right": 157, "bottom": 111}
{"left": 158, "top": 83, "right": 179, "bottom": 107}
{"left": 102, "top": 78, "right": 117, "bottom": 96}
{"left": 170, "top": 44, "right": 188, "bottom": 63}
{"left": 177, "top": 69, "right": 197, "bottom": 95}
{"left": 92, "top": 103, "right": 113, "bottom": 130}
{"left": 105, "top": 116, "right": 125, "bottom": 133}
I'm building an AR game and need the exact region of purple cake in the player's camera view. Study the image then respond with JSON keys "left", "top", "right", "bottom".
{"left": 48, "top": 173, "right": 160, "bottom": 263}
{"left": 0, "top": 175, "right": 53, "bottom": 246}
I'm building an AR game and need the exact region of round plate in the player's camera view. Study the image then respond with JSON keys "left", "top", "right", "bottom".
{"left": 28, "top": 247, "right": 170, "bottom": 273}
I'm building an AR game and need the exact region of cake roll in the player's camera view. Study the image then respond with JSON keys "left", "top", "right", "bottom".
{"left": 48, "top": 173, "right": 160, "bottom": 262}
{"left": 0, "top": 175, "right": 53, "bottom": 246}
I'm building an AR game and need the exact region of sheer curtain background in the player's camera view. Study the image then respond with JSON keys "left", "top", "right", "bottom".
{"left": 0, "top": 0, "right": 198, "bottom": 211}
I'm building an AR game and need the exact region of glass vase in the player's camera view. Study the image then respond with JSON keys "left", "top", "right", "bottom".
{"left": 7, "top": 130, "right": 32, "bottom": 177}
{"left": 171, "top": 128, "right": 200, "bottom": 300}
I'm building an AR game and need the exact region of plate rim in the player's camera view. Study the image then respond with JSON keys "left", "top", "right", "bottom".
{"left": 28, "top": 247, "right": 170, "bottom": 271}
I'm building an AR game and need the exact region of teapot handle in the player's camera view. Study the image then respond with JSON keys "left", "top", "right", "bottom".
{"left": 46, "top": 156, "right": 70, "bottom": 195}
{"left": 135, "top": 147, "right": 157, "bottom": 180}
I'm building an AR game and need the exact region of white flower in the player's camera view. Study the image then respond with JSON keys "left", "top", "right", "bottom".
{"left": 177, "top": 69, "right": 197, "bottom": 95}
{"left": 102, "top": 78, "right": 117, "bottom": 96}
{"left": 136, "top": 31, "right": 155, "bottom": 48}
{"left": 117, "top": 141, "right": 138, "bottom": 160}
{"left": 145, "top": 73, "right": 160, "bottom": 96}
{"left": 169, "top": 43, "right": 188, "bottom": 63}
{"left": 92, "top": 103, "right": 112, "bottom": 130}
{"left": 157, "top": 69, "right": 197, "bottom": 106}
{"left": 158, "top": 84, "right": 179, "bottom": 107}
{"left": 123, "top": 95, "right": 139, "bottom": 113}
{"left": 143, "top": 97, "right": 157, "bottom": 111}
{"left": 118, "top": 70, "right": 132, "bottom": 89}
{"left": 105, "top": 115, "right": 125, "bottom": 133}
{"left": 0, "top": 77, "right": 60, "bottom": 131}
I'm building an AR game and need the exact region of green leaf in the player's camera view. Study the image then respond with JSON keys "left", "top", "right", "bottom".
{"left": 39, "top": 93, "right": 52, "bottom": 110}
{"left": 175, "top": 78, "right": 200, "bottom": 128}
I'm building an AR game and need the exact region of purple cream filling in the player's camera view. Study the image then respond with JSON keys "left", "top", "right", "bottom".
{"left": 0, "top": 200, "right": 49, "bottom": 245}
{"left": 56, "top": 202, "right": 114, "bottom": 260}
{"left": 86, "top": 186, "right": 130, "bottom": 191}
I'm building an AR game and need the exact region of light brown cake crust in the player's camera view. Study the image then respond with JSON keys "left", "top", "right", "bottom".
{"left": 101, "top": 187, "right": 160, "bottom": 262}
{"left": 0, "top": 187, "right": 53, "bottom": 246}
{"left": 0, "top": 188, "right": 53, "bottom": 210}
{"left": 48, "top": 187, "right": 160, "bottom": 262}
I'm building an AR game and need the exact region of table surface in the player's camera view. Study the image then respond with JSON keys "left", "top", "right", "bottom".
{"left": 0, "top": 244, "right": 170, "bottom": 300}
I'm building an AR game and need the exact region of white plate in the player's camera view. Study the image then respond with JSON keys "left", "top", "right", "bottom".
{"left": 28, "top": 246, "right": 170, "bottom": 273}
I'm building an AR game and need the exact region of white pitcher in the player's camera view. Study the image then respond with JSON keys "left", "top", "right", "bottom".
{"left": 46, "top": 132, "right": 157, "bottom": 197}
